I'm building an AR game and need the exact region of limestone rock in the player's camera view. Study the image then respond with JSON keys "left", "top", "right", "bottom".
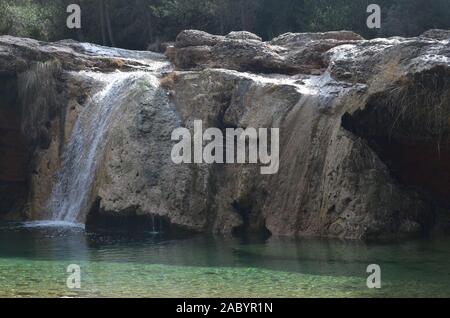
{"left": 1, "top": 30, "right": 450, "bottom": 240}
{"left": 226, "top": 31, "right": 262, "bottom": 42}
{"left": 0, "top": 36, "right": 166, "bottom": 220}
{"left": 163, "top": 30, "right": 450, "bottom": 239}
{"left": 421, "top": 29, "right": 450, "bottom": 40}
{"left": 168, "top": 29, "right": 363, "bottom": 75}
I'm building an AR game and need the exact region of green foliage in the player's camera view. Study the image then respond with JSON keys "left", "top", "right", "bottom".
{"left": 0, "top": 0, "right": 449, "bottom": 48}
{"left": 306, "top": 0, "right": 368, "bottom": 33}
{"left": 18, "top": 59, "right": 61, "bottom": 144}
{"left": 0, "top": 0, "right": 64, "bottom": 41}
{"left": 383, "top": 0, "right": 450, "bottom": 37}
{"left": 255, "top": 0, "right": 307, "bottom": 39}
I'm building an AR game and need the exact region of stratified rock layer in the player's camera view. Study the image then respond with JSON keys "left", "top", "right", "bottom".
{"left": 162, "top": 30, "right": 450, "bottom": 239}
{"left": 1, "top": 29, "right": 450, "bottom": 239}
{"left": 167, "top": 30, "right": 363, "bottom": 75}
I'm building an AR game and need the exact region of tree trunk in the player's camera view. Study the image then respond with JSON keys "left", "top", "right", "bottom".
{"left": 99, "top": 0, "right": 107, "bottom": 46}
{"left": 105, "top": 1, "right": 116, "bottom": 47}
{"left": 216, "top": 0, "right": 226, "bottom": 35}
{"left": 239, "top": 0, "right": 246, "bottom": 30}
{"left": 76, "top": 29, "right": 85, "bottom": 42}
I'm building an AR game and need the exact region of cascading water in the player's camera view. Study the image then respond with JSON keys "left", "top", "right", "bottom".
{"left": 45, "top": 45, "right": 167, "bottom": 224}
{"left": 41, "top": 40, "right": 171, "bottom": 226}
{"left": 46, "top": 71, "right": 137, "bottom": 223}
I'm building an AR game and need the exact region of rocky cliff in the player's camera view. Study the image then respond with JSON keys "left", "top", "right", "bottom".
{"left": 0, "top": 29, "right": 449, "bottom": 239}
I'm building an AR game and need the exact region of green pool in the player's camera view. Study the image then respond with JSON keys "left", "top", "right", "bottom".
{"left": 0, "top": 221, "right": 449, "bottom": 298}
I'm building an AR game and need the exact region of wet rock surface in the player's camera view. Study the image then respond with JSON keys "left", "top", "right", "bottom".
{"left": 0, "top": 36, "right": 167, "bottom": 221}
{"left": 164, "top": 29, "right": 450, "bottom": 239}
{"left": 1, "top": 29, "right": 450, "bottom": 239}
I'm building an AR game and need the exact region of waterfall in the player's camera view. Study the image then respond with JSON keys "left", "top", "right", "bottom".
{"left": 46, "top": 71, "right": 147, "bottom": 223}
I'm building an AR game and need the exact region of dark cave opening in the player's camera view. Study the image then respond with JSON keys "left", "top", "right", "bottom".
{"left": 85, "top": 197, "right": 194, "bottom": 238}
{"left": 342, "top": 68, "right": 450, "bottom": 206}
{"left": 369, "top": 138, "right": 450, "bottom": 203}
{"left": 231, "top": 196, "right": 272, "bottom": 239}
{"left": 0, "top": 75, "right": 29, "bottom": 217}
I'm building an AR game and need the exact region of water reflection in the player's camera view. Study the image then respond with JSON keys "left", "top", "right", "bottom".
{"left": 0, "top": 222, "right": 449, "bottom": 297}
{"left": 0, "top": 222, "right": 89, "bottom": 262}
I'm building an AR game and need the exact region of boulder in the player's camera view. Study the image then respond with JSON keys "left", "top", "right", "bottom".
{"left": 168, "top": 29, "right": 364, "bottom": 75}
{"left": 421, "top": 29, "right": 450, "bottom": 40}
{"left": 226, "top": 31, "right": 262, "bottom": 41}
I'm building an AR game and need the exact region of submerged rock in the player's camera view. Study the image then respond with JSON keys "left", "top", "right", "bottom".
{"left": 0, "top": 30, "right": 450, "bottom": 239}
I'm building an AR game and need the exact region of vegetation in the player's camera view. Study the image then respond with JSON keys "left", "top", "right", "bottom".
{"left": 0, "top": 0, "right": 65, "bottom": 41}
{"left": 18, "top": 59, "right": 62, "bottom": 145}
{"left": 1, "top": 0, "right": 449, "bottom": 49}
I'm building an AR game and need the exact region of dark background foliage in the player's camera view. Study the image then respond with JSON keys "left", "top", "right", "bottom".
{"left": 1, "top": 0, "right": 450, "bottom": 49}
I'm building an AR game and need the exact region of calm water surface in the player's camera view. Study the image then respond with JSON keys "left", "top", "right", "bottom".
{"left": 0, "top": 221, "right": 449, "bottom": 297}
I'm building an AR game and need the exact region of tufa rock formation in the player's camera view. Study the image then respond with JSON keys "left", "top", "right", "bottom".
{"left": 0, "top": 29, "right": 449, "bottom": 239}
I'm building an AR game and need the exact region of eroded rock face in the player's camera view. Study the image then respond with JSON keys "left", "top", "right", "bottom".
{"left": 421, "top": 29, "right": 450, "bottom": 41}
{"left": 0, "top": 36, "right": 166, "bottom": 220}
{"left": 89, "top": 74, "right": 210, "bottom": 232}
{"left": 1, "top": 29, "right": 450, "bottom": 240}
{"left": 0, "top": 82, "right": 27, "bottom": 218}
{"left": 162, "top": 30, "right": 450, "bottom": 239}
{"left": 167, "top": 29, "right": 363, "bottom": 75}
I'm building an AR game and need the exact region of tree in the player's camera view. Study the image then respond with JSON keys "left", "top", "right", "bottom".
{"left": 1, "top": 0, "right": 449, "bottom": 49}
{"left": 383, "top": 0, "right": 450, "bottom": 37}
{"left": 0, "top": 0, "right": 65, "bottom": 41}
{"left": 104, "top": 0, "right": 116, "bottom": 46}
{"left": 255, "top": 0, "right": 306, "bottom": 39}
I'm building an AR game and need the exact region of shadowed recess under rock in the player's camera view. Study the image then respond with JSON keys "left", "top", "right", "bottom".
{"left": 0, "top": 75, "right": 28, "bottom": 217}
{"left": 342, "top": 67, "right": 450, "bottom": 205}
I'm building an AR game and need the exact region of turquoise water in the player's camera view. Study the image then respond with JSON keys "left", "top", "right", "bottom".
{"left": 0, "top": 222, "right": 449, "bottom": 298}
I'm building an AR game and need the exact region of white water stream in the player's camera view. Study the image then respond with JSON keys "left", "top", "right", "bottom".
{"left": 46, "top": 71, "right": 139, "bottom": 223}
{"left": 44, "top": 43, "right": 169, "bottom": 225}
